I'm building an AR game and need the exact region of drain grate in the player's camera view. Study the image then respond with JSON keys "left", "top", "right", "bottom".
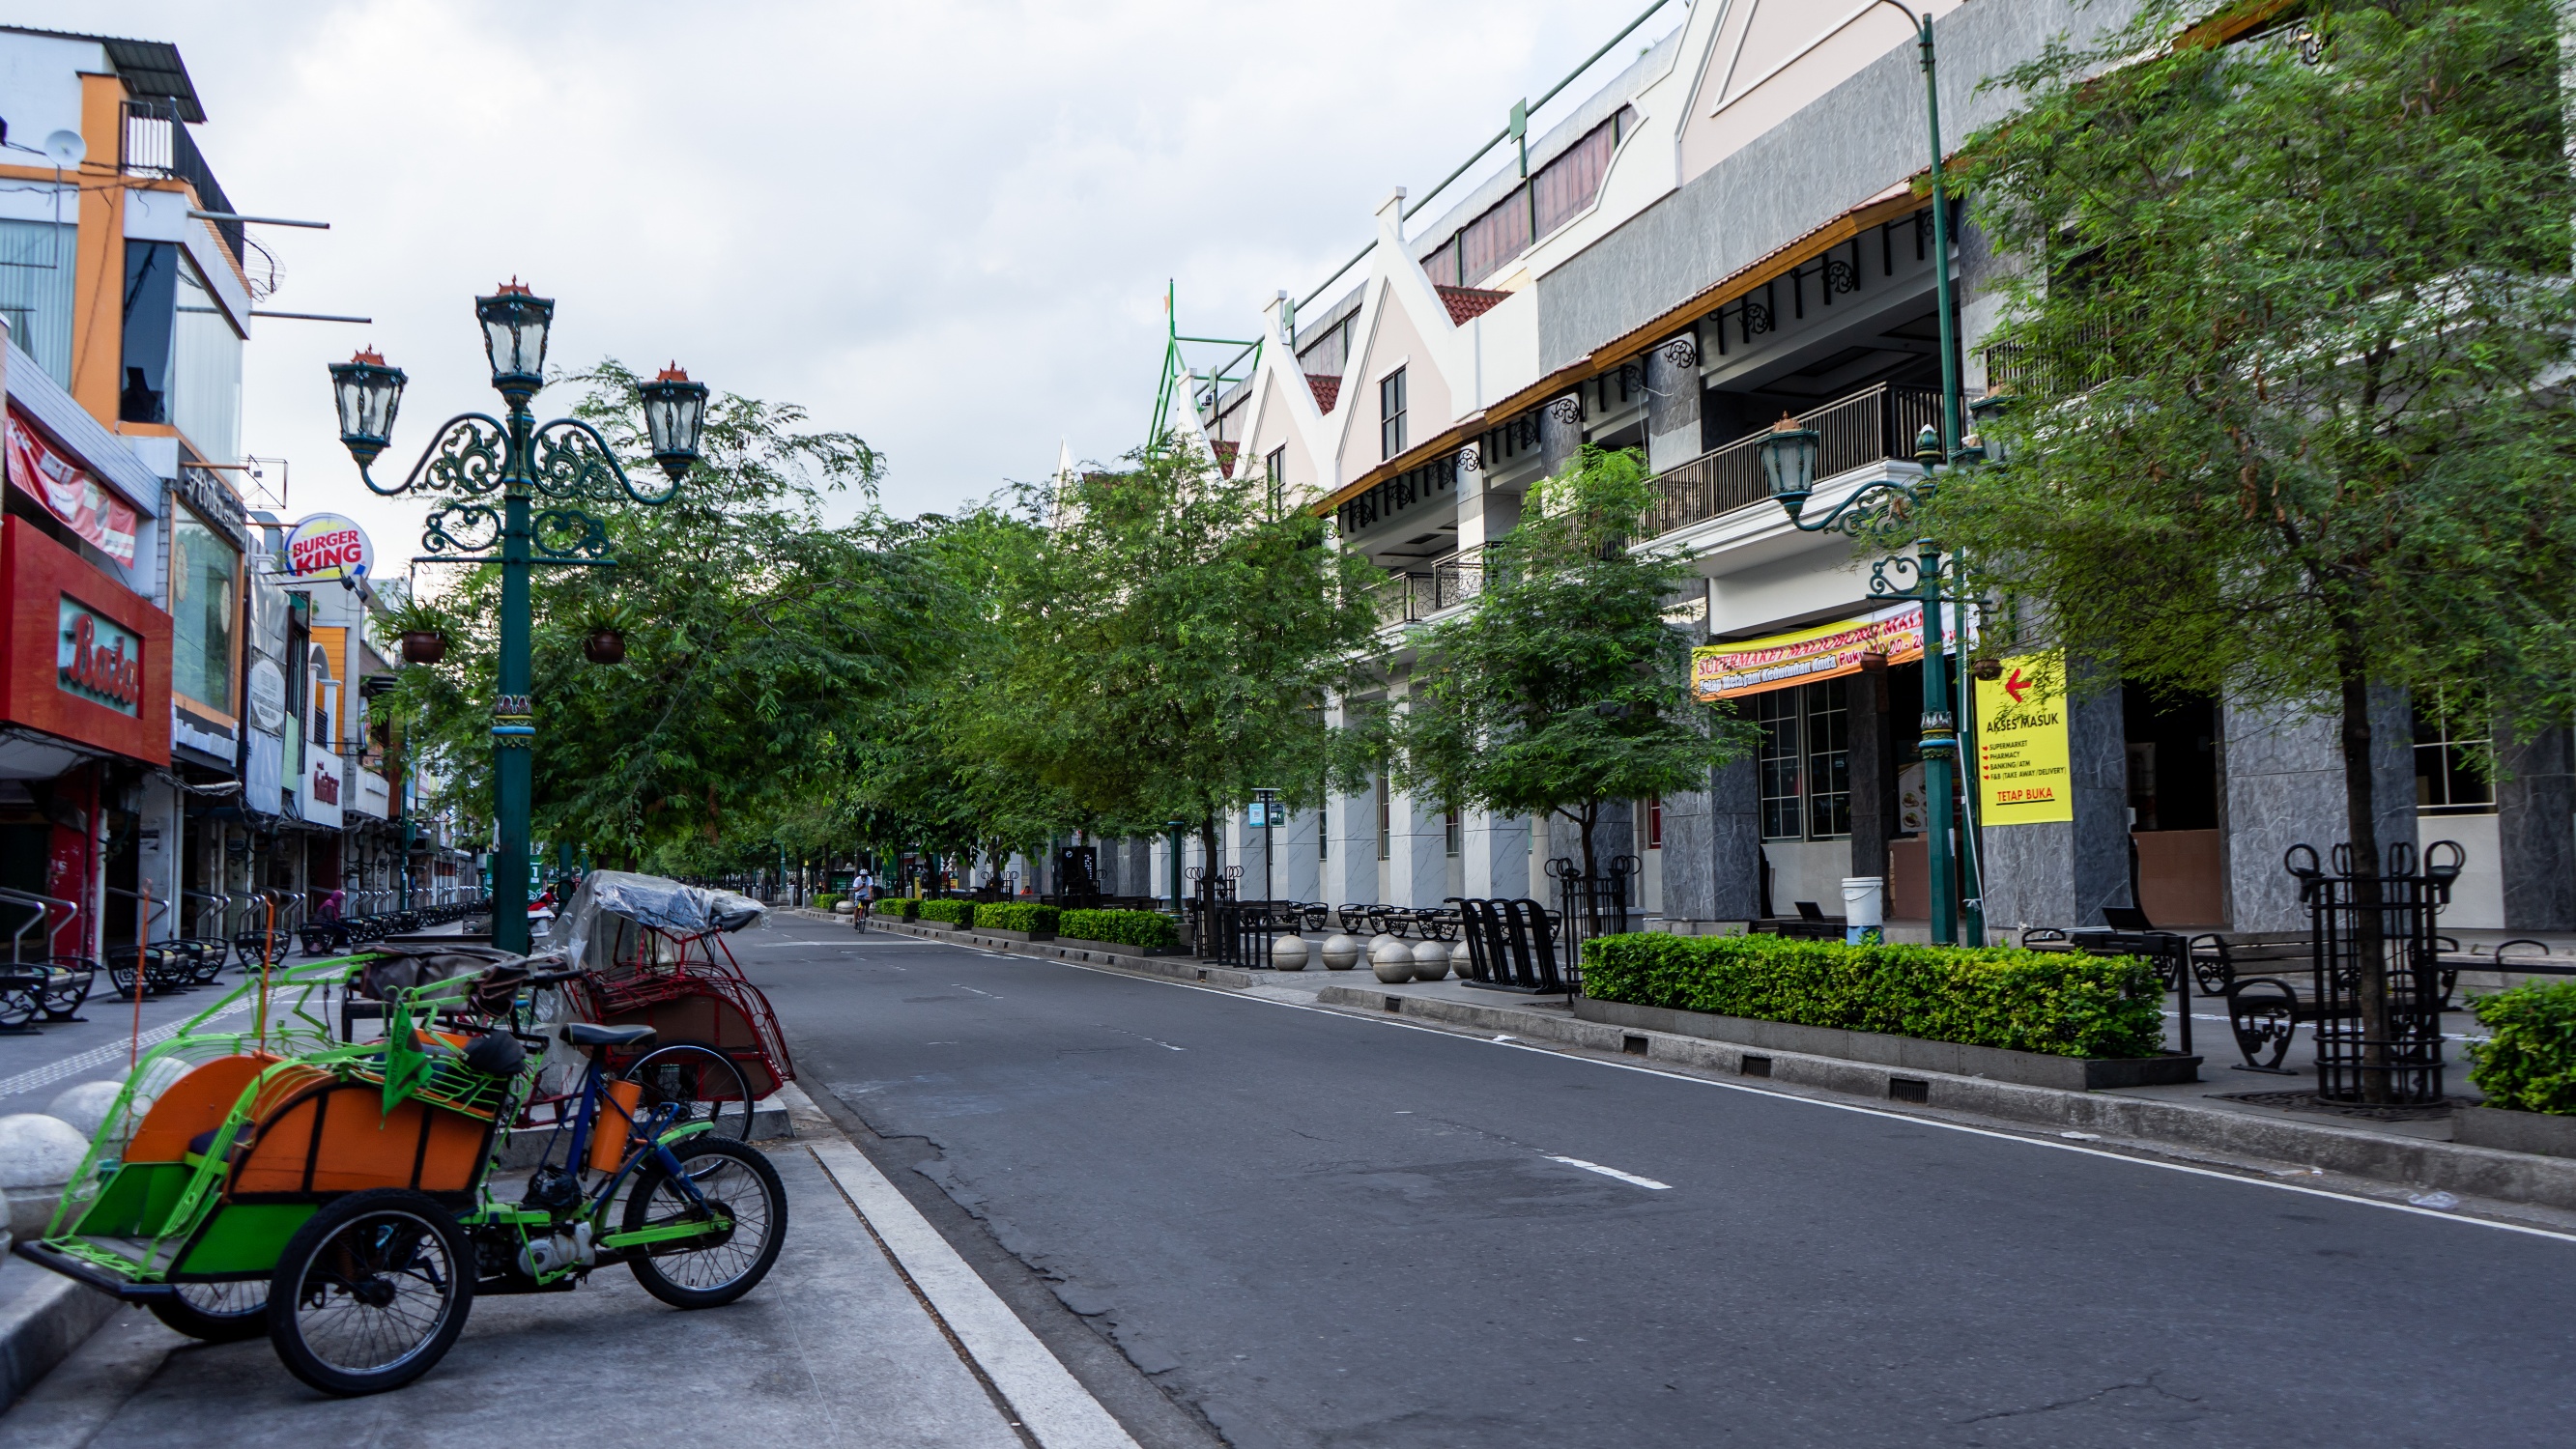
{"left": 1739, "top": 1055, "right": 1772, "bottom": 1078}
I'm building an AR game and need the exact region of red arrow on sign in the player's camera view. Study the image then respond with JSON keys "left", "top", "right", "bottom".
{"left": 2004, "top": 668, "right": 2032, "bottom": 703}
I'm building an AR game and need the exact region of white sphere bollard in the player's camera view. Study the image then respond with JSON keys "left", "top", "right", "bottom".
{"left": 45, "top": 1080, "right": 129, "bottom": 1140}
{"left": 1320, "top": 933, "right": 1363, "bottom": 970}
{"left": 1451, "top": 937, "right": 1475, "bottom": 979}
{"left": 1411, "top": 938, "right": 1452, "bottom": 982}
{"left": 1, "top": 1112, "right": 91, "bottom": 1237}
{"left": 833, "top": 898, "right": 858, "bottom": 916}
{"left": 1369, "top": 934, "right": 1416, "bottom": 983}
{"left": 1272, "top": 934, "right": 1311, "bottom": 971}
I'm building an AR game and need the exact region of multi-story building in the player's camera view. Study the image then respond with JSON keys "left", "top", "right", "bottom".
{"left": 1104, "top": 0, "right": 2574, "bottom": 938}
{"left": 0, "top": 25, "right": 450, "bottom": 959}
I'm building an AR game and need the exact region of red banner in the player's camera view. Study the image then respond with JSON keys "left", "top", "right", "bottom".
{"left": 6, "top": 410, "right": 138, "bottom": 565}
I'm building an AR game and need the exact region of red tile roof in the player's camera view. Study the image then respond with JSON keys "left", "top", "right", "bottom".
{"left": 1306, "top": 374, "right": 1341, "bottom": 413}
{"left": 1210, "top": 440, "right": 1239, "bottom": 476}
{"left": 1437, "top": 285, "right": 1513, "bottom": 326}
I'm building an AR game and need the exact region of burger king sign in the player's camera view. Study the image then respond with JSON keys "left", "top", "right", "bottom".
{"left": 282, "top": 513, "right": 374, "bottom": 582}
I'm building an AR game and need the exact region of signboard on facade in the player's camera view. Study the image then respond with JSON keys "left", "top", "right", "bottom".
{"left": 6, "top": 410, "right": 138, "bottom": 565}
{"left": 246, "top": 656, "right": 286, "bottom": 732}
{"left": 1972, "top": 649, "right": 2075, "bottom": 825}
{"left": 56, "top": 597, "right": 143, "bottom": 717}
{"left": 282, "top": 513, "right": 373, "bottom": 582}
{"left": 1692, "top": 603, "right": 1954, "bottom": 702}
{"left": 303, "top": 743, "right": 344, "bottom": 830}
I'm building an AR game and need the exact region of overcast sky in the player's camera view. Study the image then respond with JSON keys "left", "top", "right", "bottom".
{"left": 33, "top": 0, "right": 1687, "bottom": 559}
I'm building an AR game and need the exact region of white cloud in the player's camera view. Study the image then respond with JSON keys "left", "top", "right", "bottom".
{"left": 29, "top": 0, "right": 1684, "bottom": 557}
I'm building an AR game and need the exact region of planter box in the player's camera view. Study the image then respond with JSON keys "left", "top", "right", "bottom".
{"left": 1572, "top": 997, "right": 2199, "bottom": 1092}
{"left": 974, "top": 926, "right": 1056, "bottom": 943}
{"left": 914, "top": 918, "right": 959, "bottom": 930}
{"left": 2453, "top": 1103, "right": 2576, "bottom": 1159}
{"left": 1057, "top": 935, "right": 1190, "bottom": 959}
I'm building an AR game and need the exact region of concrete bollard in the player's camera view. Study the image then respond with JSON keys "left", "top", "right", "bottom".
{"left": 0, "top": 1113, "right": 90, "bottom": 1237}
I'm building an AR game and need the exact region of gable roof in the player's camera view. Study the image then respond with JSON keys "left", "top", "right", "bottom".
{"left": 1305, "top": 374, "right": 1341, "bottom": 414}
{"left": 1435, "top": 286, "right": 1512, "bottom": 326}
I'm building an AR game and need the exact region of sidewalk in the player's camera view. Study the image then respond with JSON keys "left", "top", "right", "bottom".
{"left": 2, "top": 1082, "right": 1138, "bottom": 1447}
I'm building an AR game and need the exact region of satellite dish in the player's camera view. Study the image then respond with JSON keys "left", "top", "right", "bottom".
{"left": 42, "top": 129, "right": 83, "bottom": 167}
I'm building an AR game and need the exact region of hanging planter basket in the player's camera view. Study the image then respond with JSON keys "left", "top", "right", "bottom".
{"left": 584, "top": 628, "right": 627, "bottom": 665}
{"left": 400, "top": 630, "right": 448, "bottom": 665}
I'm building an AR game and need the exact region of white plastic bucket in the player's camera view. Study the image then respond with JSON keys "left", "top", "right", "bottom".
{"left": 1841, "top": 876, "right": 1885, "bottom": 944}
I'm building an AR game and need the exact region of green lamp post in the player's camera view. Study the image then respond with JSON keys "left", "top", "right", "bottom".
{"left": 328, "top": 283, "right": 709, "bottom": 952}
{"left": 1760, "top": 417, "right": 1984, "bottom": 946}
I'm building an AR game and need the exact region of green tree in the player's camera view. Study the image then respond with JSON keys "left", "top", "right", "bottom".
{"left": 1933, "top": 0, "right": 2576, "bottom": 1084}
{"left": 1389, "top": 446, "right": 1745, "bottom": 879}
{"left": 986, "top": 441, "right": 1382, "bottom": 873}
{"left": 392, "top": 361, "right": 937, "bottom": 870}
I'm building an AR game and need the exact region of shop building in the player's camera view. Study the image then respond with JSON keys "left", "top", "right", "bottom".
{"left": 1108, "top": 0, "right": 2575, "bottom": 937}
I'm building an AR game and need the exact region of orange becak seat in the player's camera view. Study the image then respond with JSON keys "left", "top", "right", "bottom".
{"left": 124, "top": 1054, "right": 285, "bottom": 1164}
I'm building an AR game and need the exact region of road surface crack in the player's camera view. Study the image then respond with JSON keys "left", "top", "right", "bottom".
{"left": 1957, "top": 1372, "right": 2201, "bottom": 1425}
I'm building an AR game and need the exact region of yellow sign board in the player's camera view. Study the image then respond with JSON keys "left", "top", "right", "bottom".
{"left": 1692, "top": 603, "right": 1956, "bottom": 702}
{"left": 1973, "top": 649, "right": 2074, "bottom": 825}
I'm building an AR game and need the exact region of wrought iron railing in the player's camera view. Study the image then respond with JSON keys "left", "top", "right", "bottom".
{"left": 120, "top": 99, "right": 242, "bottom": 267}
{"left": 1639, "top": 383, "right": 1943, "bottom": 541}
{"left": 1372, "top": 547, "right": 1486, "bottom": 626}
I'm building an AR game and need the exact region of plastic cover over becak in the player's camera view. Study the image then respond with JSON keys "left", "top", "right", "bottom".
{"left": 546, "top": 869, "right": 765, "bottom": 972}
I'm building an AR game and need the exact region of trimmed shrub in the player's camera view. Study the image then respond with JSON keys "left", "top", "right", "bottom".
{"left": 2470, "top": 980, "right": 2576, "bottom": 1114}
{"left": 974, "top": 902, "right": 1060, "bottom": 934}
{"left": 1579, "top": 932, "right": 2164, "bottom": 1060}
{"left": 1059, "top": 909, "right": 1180, "bottom": 951}
{"left": 814, "top": 894, "right": 842, "bottom": 912}
{"left": 917, "top": 899, "right": 973, "bottom": 925}
{"left": 889, "top": 898, "right": 919, "bottom": 922}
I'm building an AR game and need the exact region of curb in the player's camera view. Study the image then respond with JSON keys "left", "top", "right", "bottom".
{"left": 1309, "top": 984, "right": 2576, "bottom": 1212}
{"left": 0, "top": 1255, "right": 118, "bottom": 1412}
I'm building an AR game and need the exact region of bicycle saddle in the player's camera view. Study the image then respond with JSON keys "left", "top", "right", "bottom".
{"left": 559, "top": 1022, "right": 657, "bottom": 1048}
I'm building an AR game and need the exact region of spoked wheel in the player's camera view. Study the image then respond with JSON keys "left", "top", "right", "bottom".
{"left": 151, "top": 1280, "right": 269, "bottom": 1342}
{"left": 621, "top": 1136, "right": 787, "bottom": 1309}
{"left": 623, "top": 1043, "right": 756, "bottom": 1142}
{"left": 267, "top": 1188, "right": 472, "bottom": 1396}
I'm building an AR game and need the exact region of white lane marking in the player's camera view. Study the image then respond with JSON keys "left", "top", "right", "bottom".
{"left": 954, "top": 984, "right": 1000, "bottom": 998}
{"left": 1547, "top": 1155, "right": 1673, "bottom": 1190}
{"left": 0, "top": 997, "right": 254, "bottom": 1099}
{"left": 791, "top": 1086, "right": 1140, "bottom": 1449}
{"left": 1053, "top": 958, "right": 2576, "bottom": 1245}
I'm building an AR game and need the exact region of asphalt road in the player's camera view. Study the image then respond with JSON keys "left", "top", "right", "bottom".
{"left": 739, "top": 916, "right": 2576, "bottom": 1449}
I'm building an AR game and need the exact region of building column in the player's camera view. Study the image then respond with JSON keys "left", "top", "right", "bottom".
{"left": 1274, "top": 809, "right": 1321, "bottom": 904}
{"left": 1389, "top": 784, "right": 1447, "bottom": 909}
{"left": 1645, "top": 330, "right": 1703, "bottom": 472}
{"left": 2499, "top": 724, "right": 2576, "bottom": 930}
{"left": 1328, "top": 776, "right": 1378, "bottom": 905}
{"left": 1975, "top": 675, "right": 2131, "bottom": 937}
{"left": 2221, "top": 688, "right": 2419, "bottom": 931}
{"left": 1462, "top": 808, "right": 1531, "bottom": 904}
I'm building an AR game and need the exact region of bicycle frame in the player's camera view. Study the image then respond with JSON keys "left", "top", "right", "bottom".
{"left": 459, "top": 1047, "right": 727, "bottom": 1286}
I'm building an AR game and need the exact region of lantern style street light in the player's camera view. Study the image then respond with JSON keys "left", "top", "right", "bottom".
{"left": 1760, "top": 414, "right": 1987, "bottom": 947}
{"left": 327, "top": 283, "right": 708, "bottom": 952}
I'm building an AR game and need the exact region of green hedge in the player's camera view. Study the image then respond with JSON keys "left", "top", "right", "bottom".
{"left": 1579, "top": 932, "right": 2164, "bottom": 1060}
{"left": 814, "top": 894, "right": 843, "bottom": 911}
{"left": 973, "top": 902, "right": 1059, "bottom": 934}
{"left": 917, "top": 899, "right": 972, "bottom": 925}
{"left": 1059, "top": 909, "right": 1179, "bottom": 951}
{"left": 2470, "top": 980, "right": 2576, "bottom": 1114}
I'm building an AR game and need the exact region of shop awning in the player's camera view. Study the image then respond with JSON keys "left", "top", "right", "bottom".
{"left": 1690, "top": 603, "right": 1956, "bottom": 703}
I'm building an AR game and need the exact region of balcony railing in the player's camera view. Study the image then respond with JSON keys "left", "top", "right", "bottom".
{"left": 1640, "top": 383, "right": 1943, "bottom": 540}
{"left": 121, "top": 99, "right": 243, "bottom": 267}
{"left": 1371, "top": 546, "right": 1485, "bottom": 626}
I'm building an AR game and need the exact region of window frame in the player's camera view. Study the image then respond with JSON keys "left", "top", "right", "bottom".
{"left": 1757, "top": 679, "right": 1853, "bottom": 843}
{"left": 167, "top": 504, "right": 242, "bottom": 722}
{"left": 1379, "top": 367, "right": 1408, "bottom": 460}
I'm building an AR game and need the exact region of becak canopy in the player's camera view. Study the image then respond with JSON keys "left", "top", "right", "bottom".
{"left": 547, "top": 869, "right": 765, "bottom": 972}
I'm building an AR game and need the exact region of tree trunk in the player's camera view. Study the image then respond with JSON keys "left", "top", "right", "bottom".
{"left": 1577, "top": 800, "right": 1599, "bottom": 881}
{"left": 1198, "top": 813, "right": 1221, "bottom": 904}
{"left": 2334, "top": 639, "right": 2390, "bottom": 1103}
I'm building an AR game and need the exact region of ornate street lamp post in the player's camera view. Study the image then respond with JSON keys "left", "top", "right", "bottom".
{"left": 1760, "top": 417, "right": 1982, "bottom": 946}
{"left": 328, "top": 283, "right": 708, "bottom": 952}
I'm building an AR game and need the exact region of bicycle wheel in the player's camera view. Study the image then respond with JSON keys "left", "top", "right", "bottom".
{"left": 620, "top": 1136, "right": 786, "bottom": 1309}
{"left": 151, "top": 1280, "right": 268, "bottom": 1342}
{"left": 623, "top": 1043, "right": 756, "bottom": 1142}
{"left": 266, "top": 1188, "right": 472, "bottom": 1396}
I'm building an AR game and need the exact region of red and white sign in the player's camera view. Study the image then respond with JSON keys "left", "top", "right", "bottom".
{"left": 6, "top": 410, "right": 138, "bottom": 566}
{"left": 56, "top": 598, "right": 142, "bottom": 718}
{"left": 283, "top": 513, "right": 374, "bottom": 582}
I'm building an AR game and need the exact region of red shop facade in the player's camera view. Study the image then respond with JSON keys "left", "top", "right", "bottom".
{"left": 1, "top": 497, "right": 172, "bottom": 965}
